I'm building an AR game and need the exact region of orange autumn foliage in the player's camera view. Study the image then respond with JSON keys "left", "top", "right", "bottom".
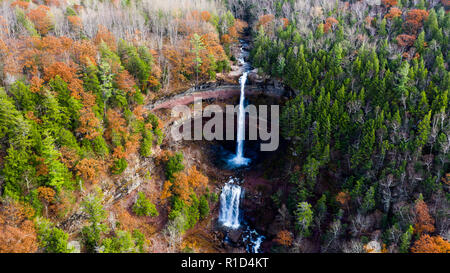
{"left": 76, "top": 89, "right": 101, "bottom": 140}
{"left": 116, "top": 70, "right": 136, "bottom": 94}
{"left": 59, "top": 146, "right": 79, "bottom": 169}
{"left": 275, "top": 230, "right": 293, "bottom": 246}
{"left": 171, "top": 166, "right": 208, "bottom": 204}
{"left": 30, "top": 76, "right": 44, "bottom": 93}
{"left": 257, "top": 14, "right": 275, "bottom": 29}
{"left": 396, "top": 34, "right": 416, "bottom": 47}
{"left": 414, "top": 199, "right": 435, "bottom": 235}
{"left": 365, "top": 16, "right": 374, "bottom": 26}
{"left": 132, "top": 105, "right": 146, "bottom": 121}
{"left": 201, "top": 11, "right": 211, "bottom": 22}
{"left": 106, "top": 108, "right": 128, "bottom": 138}
{"left": 27, "top": 5, "right": 52, "bottom": 35}
{"left": 37, "top": 186, "right": 56, "bottom": 203}
{"left": 77, "top": 107, "right": 101, "bottom": 140}
{"left": 112, "top": 146, "right": 126, "bottom": 159}
{"left": 381, "top": 0, "right": 398, "bottom": 8}
{"left": 411, "top": 235, "right": 450, "bottom": 253}
{"left": 160, "top": 180, "right": 173, "bottom": 203}
{"left": 385, "top": 7, "right": 402, "bottom": 20}
{"left": 124, "top": 134, "right": 141, "bottom": 158}
{"left": 11, "top": 0, "right": 30, "bottom": 10}
{"left": 18, "top": 36, "right": 73, "bottom": 76}
{"left": 406, "top": 9, "right": 429, "bottom": 23}
{"left": 441, "top": 173, "right": 450, "bottom": 186}
{"left": 76, "top": 158, "right": 105, "bottom": 184}
{"left": 156, "top": 150, "right": 174, "bottom": 166}
{"left": 0, "top": 201, "right": 38, "bottom": 253}
{"left": 281, "top": 18, "right": 289, "bottom": 28}
{"left": 94, "top": 25, "right": 117, "bottom": 51}
{"left": 35, "top": 156, "right": 49, "bottom": 176}
{"left": 404, "top": 9, "right": 429, "bottom": 35}
{"left": 336, "top": 191, "right": 350, "bottom": 206}
{"left": 43, "top": 0, "right": 63, "bottom": 7}
{"left": 25, "top": 111, "right": 41, "bottom": 124}
{"left": 67, "top": 15, "right": 83, "bottom": 30}
{"left": 221, "top": 33, "right": 232, "bottom": 45}
{"left": 43, "top": 61, "right": 84, "bottom": 99}
{"left": 72, "top": 39, "right": 97, "bottom": 67}
{"left": 324, "top": 17, "right": 339, "bottom": 33}
{"left": 113, "top": 203, "right": 155, "bottom": 238}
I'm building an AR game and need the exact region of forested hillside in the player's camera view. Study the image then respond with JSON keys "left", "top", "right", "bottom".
{"left": 0, "top": 0, "right": 243, "bottom": 253}
{"left": 226, "top": 0, "right": 449, "bottom": 253}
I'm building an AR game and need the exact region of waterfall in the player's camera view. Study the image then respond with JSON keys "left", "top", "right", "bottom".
{"left": 218, "top": 181, "right": 241, "bottom": 229}
{"left": 229, "top": 47, "right": 250, "bottom": 167}
{"left": 218, "top": 40, "right": 265, "bottom": 253}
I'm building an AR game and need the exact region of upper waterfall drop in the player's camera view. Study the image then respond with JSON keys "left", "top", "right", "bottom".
{"left": 229, "top": 44, "right": 251, "bottom": 167}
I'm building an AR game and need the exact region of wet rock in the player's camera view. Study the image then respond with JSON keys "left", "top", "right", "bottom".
{"left": 241, "top": 43, "right": 251, "bottom": 51}
{"left": 228, "top": 229, "right": 243, "bottom": 244}
{"left": 225, "top": 245, "right": 246, "bottom": 253}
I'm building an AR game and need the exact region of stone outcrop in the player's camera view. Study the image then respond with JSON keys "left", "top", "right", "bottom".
{"left": 247, "top": 69, "right": 270, "bottom": 84}
{"left": 146, "top": 84, "right": 286, "bottom": 111}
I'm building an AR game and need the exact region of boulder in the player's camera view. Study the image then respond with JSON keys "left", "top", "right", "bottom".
{"left": 228, "top": 229, "right": 243, "bottom": 244}
{"left": 247, "top": 69, "right": 268, "bottom": 84}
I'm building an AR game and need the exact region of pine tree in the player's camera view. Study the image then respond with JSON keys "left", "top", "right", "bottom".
{"left": 295, "top": 201, "right": 313, "bottom": 237}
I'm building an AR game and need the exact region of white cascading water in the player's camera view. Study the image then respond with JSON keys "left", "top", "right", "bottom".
{"left": 243, "top": 228, "right": 265, "bottom": 253}
{"left": 218, "top": 180, "right": 241, "bottom": 229}
{"left": 229, "top": 48, "right": 250, "bottom": 167}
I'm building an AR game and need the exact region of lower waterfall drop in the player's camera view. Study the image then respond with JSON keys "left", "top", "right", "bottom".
{"left": 218, "top": 180, "right": 241, "bottom": 229}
